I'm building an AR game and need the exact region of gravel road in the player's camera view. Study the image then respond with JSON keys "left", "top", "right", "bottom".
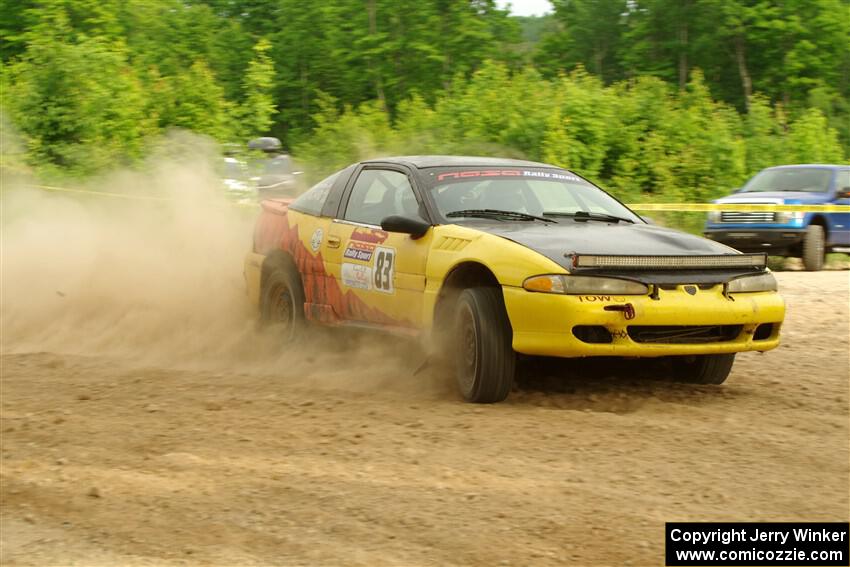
{"left": 2, "top": 271, "right": 848, "bottom": 566}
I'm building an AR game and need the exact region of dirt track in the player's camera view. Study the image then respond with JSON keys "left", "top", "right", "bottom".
{"left": 1, "top": 270, "right": 848, "bottom": 566}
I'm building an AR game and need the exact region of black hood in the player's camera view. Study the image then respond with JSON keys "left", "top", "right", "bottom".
{"left": 465, "top": 219, "right": 762, "bottom": 284}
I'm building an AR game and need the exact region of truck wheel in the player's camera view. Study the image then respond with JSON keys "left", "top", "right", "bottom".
{"left": 454, "top": 288, "right": 516, "bottom": 403}
{"left": 669, "top": 353, "right": 735, "bottom": 385}
{"left": 802, "top": 225, "right": 825, "bottom": 271}
{"left": 260, "top": 267, "right": 306, "bottom": 344}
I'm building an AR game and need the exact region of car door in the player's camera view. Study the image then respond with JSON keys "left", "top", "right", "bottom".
{"left": 831, "top": 169, "right": 850, "bottom": 246}
{"left": 324, "top": 165, "right": 432, "bottom": 329}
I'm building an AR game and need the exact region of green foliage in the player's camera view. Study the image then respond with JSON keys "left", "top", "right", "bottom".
{"left": 232, "top": 38, "right": 277, "bottom": 140}
{"left": 785, "top": 108, "right": 845, "bottom": 164}
{"left": 149, "top": 60, "right": 233, "bottom": 140}
{"left": 3, "top": 35, "right": 154, "bottom": 175}
{"left": 536, "top": 0, "right": 849, "bottom": 149}
{"left": 1, "top": 0, "right": 846, "bottom": 203}
{"left": 294, "top": 61, "right": 845, "bottom": 203}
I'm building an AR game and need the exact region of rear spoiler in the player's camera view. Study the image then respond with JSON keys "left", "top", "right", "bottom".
{"left": 260, "top": 198, "right": 294, "bottom": 215}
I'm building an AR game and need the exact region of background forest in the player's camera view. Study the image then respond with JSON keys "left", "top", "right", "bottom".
{"left": 1, "top": 0, "right": 848, "bottom": 203}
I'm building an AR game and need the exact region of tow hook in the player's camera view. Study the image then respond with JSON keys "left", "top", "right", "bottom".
{"left": 604, "top": 303, "right": 636, "bottom": 320}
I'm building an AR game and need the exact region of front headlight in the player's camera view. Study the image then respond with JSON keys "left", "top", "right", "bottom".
{"left": 523, "top": 275, "right": 648, "bottom": 295}
{"left": 776, "top": 211, "right": 805, "bottom": 223}
{"left": 708, "top": 211, "right": 721, "bottom": 223}
{"left": 726, "top": 272, "right": 778, "bottom": 293}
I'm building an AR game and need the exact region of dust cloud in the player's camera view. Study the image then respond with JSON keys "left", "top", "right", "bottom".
{"left": 1, "top": 134, "right": 437, "bottom": 396}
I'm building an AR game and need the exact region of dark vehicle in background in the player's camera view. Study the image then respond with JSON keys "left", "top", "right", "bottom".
{"left": 703, "top": 164, "right": 850, "bottom": 270}
{"left": 248, "top": 137, "right": 303, "bottom": 199}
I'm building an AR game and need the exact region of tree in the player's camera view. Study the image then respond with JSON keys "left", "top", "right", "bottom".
{"left": 149, "top": 60, "right": 233, "bottom": 141}
{"left": 233, "top": 38, "right": 277, "bottom": 139}
{"left": 3, "top": 34, "right": 153, "bottom": 174}
{"left": 535, "top": 0, "right": 629, "bottom": 82}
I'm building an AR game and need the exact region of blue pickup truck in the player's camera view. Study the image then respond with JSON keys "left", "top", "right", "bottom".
{"left": 703, "top": 164, "right": 850, "bottom": 270}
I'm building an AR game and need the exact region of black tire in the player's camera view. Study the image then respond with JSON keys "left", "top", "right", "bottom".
{"left": 453, "top": 287, "right": 516, "bottom": 403}
{"left": 260, "top": 267, "right": 306, "bottom": 344}
{"left": 669, "top": 353, "right": 735, "bottom": 385}
{"left": 802, "top": 224, "right": 825, "bottom": 271}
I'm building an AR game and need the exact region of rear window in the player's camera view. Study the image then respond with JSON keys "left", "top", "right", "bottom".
{"left": 290, "top": 172, "right": 339, "bottom": 216}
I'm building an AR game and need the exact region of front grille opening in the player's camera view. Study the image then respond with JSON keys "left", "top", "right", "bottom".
{"left": 753, "top": 323, "right": 774, "bottom": 341}
{"left": 658, "top": 284, "right": 717, "bottom": 291}
{"left": 720, "top": 211, "right": 777, "bottom": 223}
{"left": 573, "top": 325, "right": 613, "bottom": 344}
{"left": 627, "top": 325, "right": 743, "bottom": 344}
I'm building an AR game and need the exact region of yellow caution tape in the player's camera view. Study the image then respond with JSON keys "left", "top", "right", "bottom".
{"left": 626, "top": 203, "right": 847, "bottom": 213}
{"left": 35, "top": 184, "right": 173, "bottom": 201}
{"left": 30, "top": 184, "right": 848, "bottom": 212}
{"left": 32, "top": 184, "right": 258, "bottom": 207}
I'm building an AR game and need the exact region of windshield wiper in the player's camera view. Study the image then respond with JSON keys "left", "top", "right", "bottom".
{"left": 542, "top": 210, "right": 635, "bottom": 224}
{"left": 446, "top": 209, "right": 556, "bottom": 223}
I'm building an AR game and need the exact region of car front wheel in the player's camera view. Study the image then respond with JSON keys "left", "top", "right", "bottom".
{"left": 802, "top": 224, "right": 825, "bottom": 271}
{"left": 669, "top": 353, "right": 736, "bottom": 385}
{"left": 454, "top": 287, "right": 516, "bottom": 403}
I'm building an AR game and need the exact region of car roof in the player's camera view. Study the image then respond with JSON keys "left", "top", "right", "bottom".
{"left": 360, "top": 155, "right": 559, "bottom": 169}
{"left": 764, "top": 164, "right": 847, "bottom": 170}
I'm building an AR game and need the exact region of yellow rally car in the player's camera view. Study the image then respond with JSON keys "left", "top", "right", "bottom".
{"left": 245, "top": 156, "right": 785, "bottom": 403}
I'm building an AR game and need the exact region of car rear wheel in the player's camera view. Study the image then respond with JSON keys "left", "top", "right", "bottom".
{"left": 802, "top": 224, "right": 825, "bottom": 271}
{"left": 260, "top": 267, "right": 306, "bottom": 344}
{"left": 669, "top": 353, "right": 735, "bottom": 385}
{"left": 454, "top": 288, "right": 516, "bottom": 403}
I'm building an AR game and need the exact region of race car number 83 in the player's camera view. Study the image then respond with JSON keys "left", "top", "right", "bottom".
{"left": 373, "top": 247, "right": 395, "bottom": 293}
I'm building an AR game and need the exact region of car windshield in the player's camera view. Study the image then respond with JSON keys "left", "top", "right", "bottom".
{"left": 423, "top": 167, "right": 642, "bottom": 223}
{"left": 742, "top": 168, "right": 833, "bottom": 193}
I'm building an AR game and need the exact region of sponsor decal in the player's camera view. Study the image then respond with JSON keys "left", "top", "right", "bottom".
{"left": 275, "top": 220, "right": 411, "bottom": 328}
{"left": 435, "top": 169, "right": 585, "bottom": 183}
{"left": 351, "top": 227, "right": 389, "bottom": 244}
{"left": 437, "top": 169, "right": 522, "bottom": 181}
{"left": 521, "top": 170, "right": 584, "bottom": 182}
{"left": 343, "top": 241, "right": 375, "bottom": 262}
{"left": 310, "top": 228, "right": 324, "bottom": 252}
{"left": 341, "top": 263, "right": 372, "bottom": 290}
{"left": 372, "top": 246, "right": 395, "bottom": 294}
{"left": 577, "top": 295, "right": 627, "bottom": 303}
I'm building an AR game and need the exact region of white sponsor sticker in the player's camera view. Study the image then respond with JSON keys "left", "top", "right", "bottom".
{"left": 341, "top": 263, "right": 372, "bottom": 290}
{"left": 310, "top": 228, "right": 324, "bottom": 252}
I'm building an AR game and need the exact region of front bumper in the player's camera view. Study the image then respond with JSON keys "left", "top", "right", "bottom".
{"left": 503, "top": 284, "right": 785, "bottom": 358}
{"left": 703, "top": 228, "right": 805, "bottom": 253}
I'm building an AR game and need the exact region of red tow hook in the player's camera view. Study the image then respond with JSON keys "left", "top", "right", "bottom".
{"left": 604, "top": 303, "right": 636, "bottom": 320}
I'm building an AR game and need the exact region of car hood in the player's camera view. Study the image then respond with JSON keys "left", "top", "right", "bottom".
{"left": 463, "top": 219, "right": 760, "bottom": 284}
{"left": 717, "top": 191, "right": 832, "bottom": 204}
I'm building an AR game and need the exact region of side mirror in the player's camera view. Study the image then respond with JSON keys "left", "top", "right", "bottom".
{"left": 837, "top": 187, "right": 850, "bottom": 199}
{"left": 381, "top": 215, "right": 430, "bottom": 239}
